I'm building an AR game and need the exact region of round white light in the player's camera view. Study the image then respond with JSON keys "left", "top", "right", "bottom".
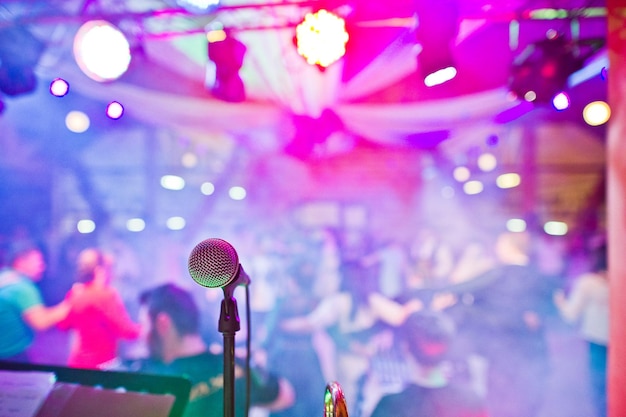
{"left": 582, "top": 101, "right": 610, "bottom": 126}
{"left": 166, "top": 216, "right": 186, "bottom": 230}
{"left": 496, "top": 173, "right": 521, "bottom": 189}
{"left": 66, "top": 111, "right": 90, "bottom": 133}
{"left": 552, "top": 92, "right": 570, "bottom": 111}
{"left": 77, "top": 219, "right": 96, "bottom": 234}
{"left": 453, "top": 166, "right": 470, "bottom": 182}
{"left": 229, "top": 186, "right": 247, "bottom": 200}
{"left": 201, "top": 182, "right": 215, "bottom": 195}
{"left": 106, "top": 101, "right": 124, "bottom": 119}
{"left": 126, "top": 218, "right": 146, "bottom": 232}
{"left": 295, "top": 9, "right": 349, "bottom": 68}
{"left": 544, "top": 221, "right": 568, "bottom": 236}
{"left": 477, "top": 153, "right": 497, "bottom": 172}
{"left": 463, "top": 180, "right": 483, "bottom": 195}
{"left": 161, "top": 175, "right": 185, "bottom": 190}
{"left": 523, "top": 90, "right": 537, "bottom": 102}
{"left": 50, "top": 78, "right": 70, "bottom": 97}
{"left": 506, "top": 218, "right": 527, "bottom": 232}
{"left": 73, "top": 20, "right": 131, "bottom": 82}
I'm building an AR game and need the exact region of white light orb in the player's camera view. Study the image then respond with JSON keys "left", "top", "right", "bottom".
{"left": 74, "top": 20, "right": 131, "bottom": 82}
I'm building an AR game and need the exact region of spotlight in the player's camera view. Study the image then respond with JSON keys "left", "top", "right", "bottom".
{"left": 73, "top": 20, "right": 131, "bottom": 82}
{"left": 415, "top": 0, "right": 459, "bottom": 86}
{"left": 0, "top": 26, "right": 45, "bottom": 96}
{"left": 509, "top": 33, "right": 583, "bottom": 104}
{"left": 583, "top": 101, "right": 610, "bottom": 126}
{"left": 206, "top": 25, "right": 246, "bottom": 102}
{"left": 424, "top": 66, "right": 457, "bottom": 87}
{"left": 295, "top": 9, "right": 349, "bottom": 69}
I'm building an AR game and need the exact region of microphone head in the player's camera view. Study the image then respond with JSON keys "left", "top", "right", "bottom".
{"left": 188, "top": 238, "right": 239, "bottom": 288}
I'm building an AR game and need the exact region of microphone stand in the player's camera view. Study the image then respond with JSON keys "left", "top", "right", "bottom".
{"left": 219, "top": 284, "right": 240, "bottom": 417}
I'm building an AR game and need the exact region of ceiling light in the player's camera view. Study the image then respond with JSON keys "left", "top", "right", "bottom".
{"left": 583, "top": 101, "right": 610, "bottom": 126}
{"left": 509, "top": 33, "right": 583, "bottom": 104}
{"left": 206, "top": 25, "right": 246, "bottom": 102}
{"left": 73, "top": 20, "right": 131, "bottom": 82}
{"left": 415, "top": 0, "right": 459, "bottom": 86}
{"left": 0, "top": 26, "right": 45, "bottom": 96}
{"left": 295, "top": 9, "right": 349, "bottom": 69}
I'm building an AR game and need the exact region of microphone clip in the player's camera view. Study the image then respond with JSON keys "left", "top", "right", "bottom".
{"left": 218, "top": 295, "right": 241, "bottom": 334}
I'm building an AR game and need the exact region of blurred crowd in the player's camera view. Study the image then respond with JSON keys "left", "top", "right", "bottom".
{"left": 0, "top": 222, "right": 609, "bottom": 417}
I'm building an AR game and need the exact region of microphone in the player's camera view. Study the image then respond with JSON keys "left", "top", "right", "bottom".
{"left": 188, "top": 238, "right": 249, "bottom": 417}
{"left": 188, "top": 238, "right": 250, "bottom": 289}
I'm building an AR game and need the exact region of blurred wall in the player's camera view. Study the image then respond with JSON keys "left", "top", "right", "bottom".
{"left": 607, "top": 1, "right": 626, "bottom": 416}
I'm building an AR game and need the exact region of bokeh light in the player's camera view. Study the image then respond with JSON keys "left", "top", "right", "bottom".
{"left": 552, "top": 92, "right": 570, "bottom": 111}
{"left": 496, "top": 173, "right": 521, "bottom": 189}
{"left": 544, "top": 220, "right": 568, "bottom": 236}
{"left": 182, "top": 152, "right": 198, "bottom": 168}
{"left": 77, "top": 219, "right": 96, "bottom": 233}
{"left": 424, "top": 66, "right": 457, "bottom": 87}
{"left": 453, "top": 166, "right": 470, "bottom": 182}
{"left": 583, "top": 101, "right": 610, "bottom": 126}
{"left": 201, "top": 182, "right": 215, "bottom": 195}
{"left": 106, "top": 101, "right": 124, "bottom": 119}
{"left": 126, "top": 218, "right": 146, "bottom": 232}
{"left": 166, "top": 216, "right": 186, "bottom": 230}
{"left": 161, "top": 175, "right": 185, "bottom": 190}
{"left": 50, "top": 78, "right": 70, "bottom": 97}
{"left": 463, "top": 180, "right": 483, "bottom": 195}
{"left": 65, "top": 110, "right": 90, "bottom": 133}
{"left": 523, "top": 90, "right": 537, "bottom": 102}
{"left": 229, "top": 186, "right": 247, "bottom": 200}
{"left": 506, "top": 218, "right": 527, "bottom": 232}
{"left": 477, "top": 153, "right": 497, "bottom": 172}
{"left": 295, "top": 9, "right": 349, "bottom": 68}
{"left": 73, "top": 20, "right": 131, "bottom": 82}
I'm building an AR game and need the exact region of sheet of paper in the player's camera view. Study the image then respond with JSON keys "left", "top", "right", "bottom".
{"left": 0, "top": 370, "right": 57, "bottom": 417}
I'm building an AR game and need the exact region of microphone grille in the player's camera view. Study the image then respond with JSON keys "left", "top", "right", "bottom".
{"left": 188, "top": 238, "right": 239, "bottom": 288}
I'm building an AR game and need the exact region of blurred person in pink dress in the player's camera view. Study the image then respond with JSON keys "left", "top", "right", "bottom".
{"left": 59, "top": 248, "right": 140, "bottom": 369}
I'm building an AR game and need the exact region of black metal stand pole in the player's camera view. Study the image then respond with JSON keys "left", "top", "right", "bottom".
{"left": 218, "top": 294, "right": 240, "bottom": 417}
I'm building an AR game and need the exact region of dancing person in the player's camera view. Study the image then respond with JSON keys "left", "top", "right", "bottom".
{"left": 126, "top": 283, "right": 294, "bottom": 417}
{"left": 453, "top": 231, "right": 556, "bottom": 417}
{"left": 263, "top": 256, "right": 327, "bottom": 417}
{"left": 280, "top": 255, "right": 421, "bottom": 415}
{"left": 370, "top": 311, "right": 487, "bottom": 417}
{"left": 554, "top": 241, "right": 609, "bottom": 417}
{"left": 0, "top": 243, "right": 70, "bottom": 362}
{"left": 361, "top": 238, "right": 410, "bottom": 299}
{"left": 58, "top": 248, "right": 140, "bottom": 369}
